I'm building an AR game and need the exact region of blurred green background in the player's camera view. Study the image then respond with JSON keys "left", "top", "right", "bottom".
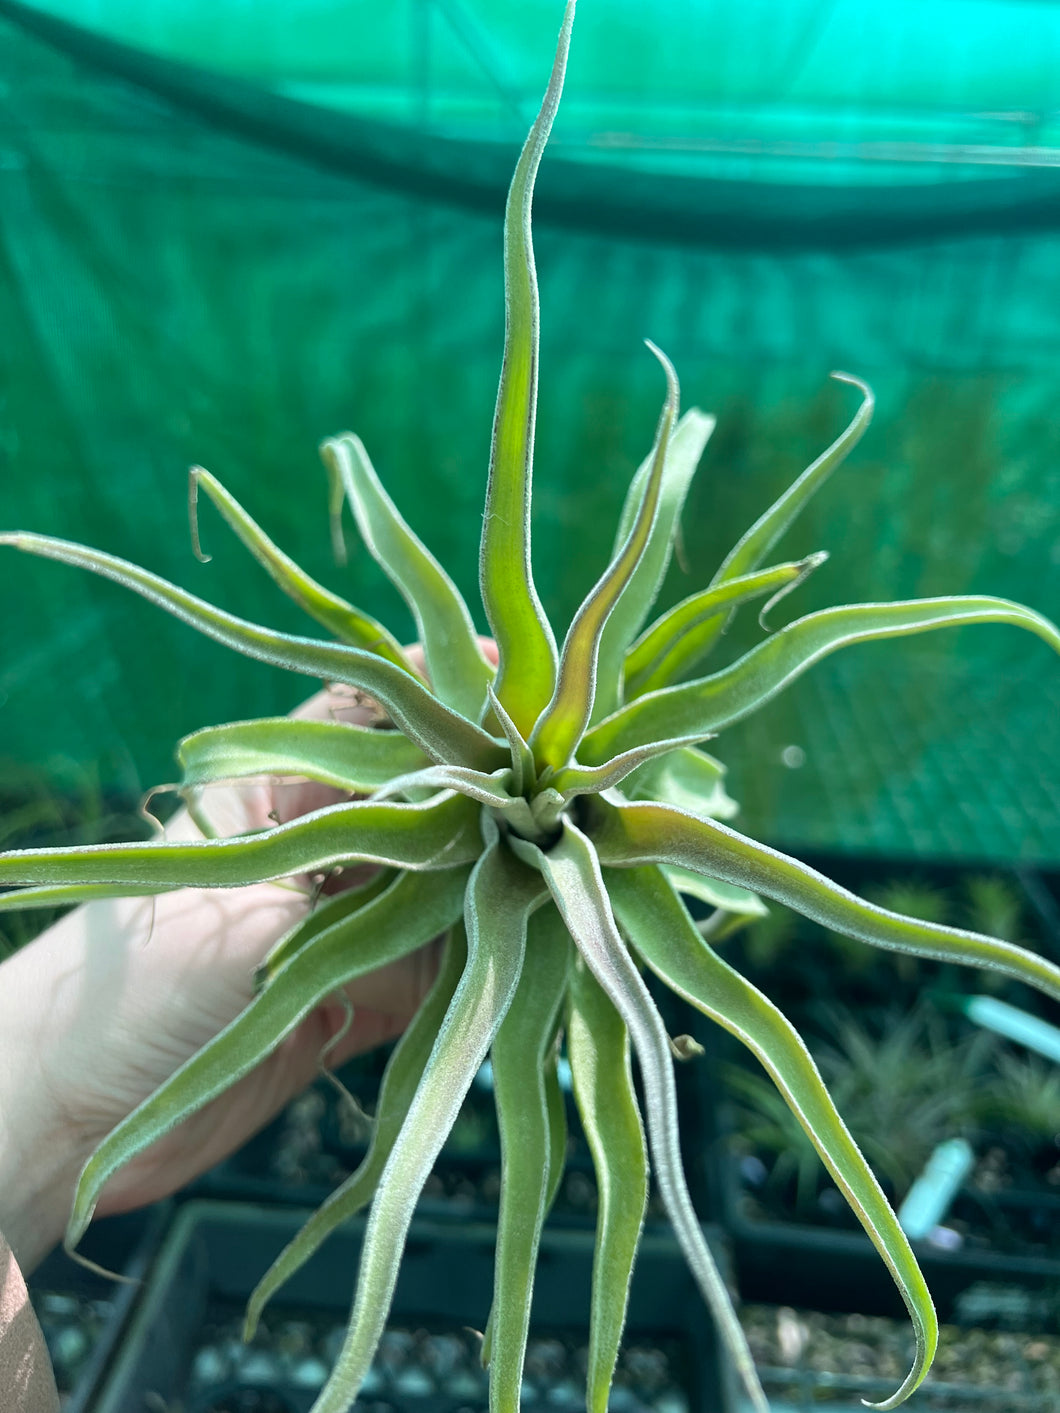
{"left": 1, "top": 0, "right": 1058, "bottom": 861}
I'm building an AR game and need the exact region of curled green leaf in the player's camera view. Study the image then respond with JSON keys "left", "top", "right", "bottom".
{"left": 488, "top": 904, "right": 571, "bottom": 1408}
{"left": 513, "top": 819, "right": 769, "bottom": 1413}
{"left": 478, "top": 3, "right": 577, "bottom": 735}
{"left": 188, "top": 465, "right": 407, "bottom": 664}
{"left": 253, "top": 868, "right": 396, "bottom": 990}
{"left": 624, "top": 553, "right": 828, "bottom": 699}
{"left": 591, "top": 797, "right": 1060, "bottom": 1005}
{"left": 0, "top": 794, "right": 480, "bottom": 890}
{"left": 608, "top": 864, "right": 937, "bottom": 1410}
{"left": 689, "top": 372, "right": 873, "bottom": 663}
{"left": 0, "top": 882, "right": 176, "bottom": 912}
{"left": 322, "top": 435, "right": 494, "bottom": 718}
{"left": 314, "top": 829, "right": 545, "bottom": 1413}
{"left": 566, "top": 951, "right": 648, "bottom": 1413}
{"left": 66, "top": 867, "right": 469, "bottom": 1251}
{"left": 531, "top": 344, "right": 678, "bottom": 771}
{"left": 244, "top": 923, "right": 468, "bottom": 1336}
{"left": 0, "top": 533, "right": 503, "bottom": 771}
{"left": 583, "top": 595, "right": 1060, "bottom": 765}
{"left": 593, "top": 408, "right": 716, "bottom": 720}
{"left": 178, "top": 717, "right": 429, "bottom": 793}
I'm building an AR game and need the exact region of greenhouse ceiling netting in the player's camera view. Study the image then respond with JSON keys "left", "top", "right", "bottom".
{"left": 1, "top": 0, "right": 1058, "bottom": 861}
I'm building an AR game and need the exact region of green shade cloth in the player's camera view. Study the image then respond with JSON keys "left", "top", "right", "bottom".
{"left": 1, "top": 0, "right": 1058, "bottom": 862}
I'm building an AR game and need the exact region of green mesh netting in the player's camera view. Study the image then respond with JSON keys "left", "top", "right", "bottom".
{"left": 1, "top": 0, "right": 1058, "bottom": 862}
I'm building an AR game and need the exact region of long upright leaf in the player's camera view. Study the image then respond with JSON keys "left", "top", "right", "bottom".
{"left": 321, "top": 435, "right": 494, "bottom": 718}
{"left": 590, "top": 798, "right": 1060, "bottom": 1004}
{"left": 593, "top": 409, "right": 716, "bottom": 720}
{"left": 178, "top": 717, "right": 430, "bottom": 793}
{"left": 0, "top": 533, "right": 504, "bottom": 771}
{"left": 566, "top": 952, "right": 648, "bottom": 1413}
{"left": 690, "top": 373, "right": 872, "bottom": 663}
{"left": 624, "top": 554, "right": 827, "bottom": 699}
{"left": 312, "top": 830, "right": 545, "bottom": 1413}
{"left": 531, "top": 346, "right": 678, "bottom": 770}
{"left": 513, "top": 819, "right": 768, "bottom": 1413}
{"left": 188, "top": 466, "right": 407, "bottom": 665}
{"left": 0, "top": 794, "right": 480, "bottom": 890}
{"left": 608, "top": 864, "right": 937, "bottom": 1411}
{"left": 488, "top": 904, "right": 571, "bottom": 1410}
{"left": 478, "top": 2, "right": 578, "bottom": 735}
{"left": 65, "top": 867, "right": 469, "bottom": 1250}
{"left": 244, "top": 924, "right": 469, "bottom": 1336}
{"left": 582, "top": 595, "right": 1060, "bottom": 765}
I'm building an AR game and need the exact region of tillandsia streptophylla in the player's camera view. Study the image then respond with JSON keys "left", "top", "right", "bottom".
{"left": 2, "top": 3, "right": 1060, "bottom": 1411}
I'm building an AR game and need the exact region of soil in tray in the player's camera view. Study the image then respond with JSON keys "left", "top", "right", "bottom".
{"left": 740, "top": 1303, "right": 1060, "bottom": 1411}
{"left": 180, "top": 1303, "right": 694, "bottom": 1413}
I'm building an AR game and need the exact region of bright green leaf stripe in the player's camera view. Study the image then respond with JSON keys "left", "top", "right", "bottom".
{"left": 566, "top": 952, "right": 648, "bottom": 1413}
{"left": 253, "top": 869, "right": 396, "bottom": 990}
{"left": 188, "top": 466, "right": 407, "bottom": 665}
{"left": 244, "top": 923, "right": 469, "bottom": 1337}
{"left": 0, "top": 534, "right": 503, "bottom": 772}
{"left": 593, "top": 409, "right": 716, "bottom": 722}
{"left": 690, "top": 373, "right": 872, "bottom": 664}
{"left": 624, "top": 555, "right": 826, "bottom": 699}
{"left": 0, "top": 794, "right": 480, "bottom": 889}
{"left": 489, "top": 905, "right": 571, "bottom": 1410}
{"left": 0, "top": 882, "right": 177, "bottom": 912}
{"left": 518, "top": 820, "right": 768, "bottom": 1413}
{"left": 315, "top": 833, "right": 545, "bottom": 1413}
{"left": 716, "top": 374, "right": 873, "bottom": 583}
{"left": 608, "top": 865, "right": 937, "bottom": 1411}
{"left": 590, "top": 799, "right": 1060, "bottom": 1006}
{"left": 66, "top": 868, "right": 469, "bottom": 1251}
{"left": 583, "top": 595, "right": 1060, "bottom": 766}
{"left": 322, "top": 435, "right": 494, "bottom": 719}
{"left": 478, "top": 4, "right": 577, "bottom": 737}
{"left": 178, "top": 718, "right": 430, "bottom": 793}
{"left": 531, "top": 346, "right": 678, "bottom": 771}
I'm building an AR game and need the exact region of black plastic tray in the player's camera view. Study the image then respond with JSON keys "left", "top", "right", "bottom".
{"left": 92, "top": 1200, "right": 739, "bottom": 1413}
{"left": 28, "top": 1202, "right": 171, "bottom": 1412}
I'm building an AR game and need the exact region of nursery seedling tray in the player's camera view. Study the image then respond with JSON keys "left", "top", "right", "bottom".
{"left": 706, "top": 1084, "right": 1060, "bottom": 1324}
{"left": 92, "top": 1201, "right": 740, "bottom": 1413}
{"left": 737, "top": 1301, "right": 1060, "bottom": 1411}
{"left": 28, "top": 1202, "right": 171, "bottom": 1412}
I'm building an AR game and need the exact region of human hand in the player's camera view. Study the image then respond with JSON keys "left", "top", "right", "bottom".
{"left": 0, "top": 641, "right": 496, "bottom": 1272}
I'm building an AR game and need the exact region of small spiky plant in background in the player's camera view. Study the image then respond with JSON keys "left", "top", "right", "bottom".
{"left": 2, "top": 4, "right": 1060, "bottom": 1410}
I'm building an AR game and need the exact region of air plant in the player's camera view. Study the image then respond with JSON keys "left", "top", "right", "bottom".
{"left": 2, "top": 4, "right": 1060, "bottom": 1411}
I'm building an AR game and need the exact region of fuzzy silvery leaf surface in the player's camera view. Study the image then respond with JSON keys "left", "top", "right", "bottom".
{"left": 3, "top": 4, "right": 1060, "bottom": 1410}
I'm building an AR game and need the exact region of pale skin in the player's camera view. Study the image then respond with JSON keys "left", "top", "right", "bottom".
{"left": 0, "top": 642, "right": 497, "bottom": 1273}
